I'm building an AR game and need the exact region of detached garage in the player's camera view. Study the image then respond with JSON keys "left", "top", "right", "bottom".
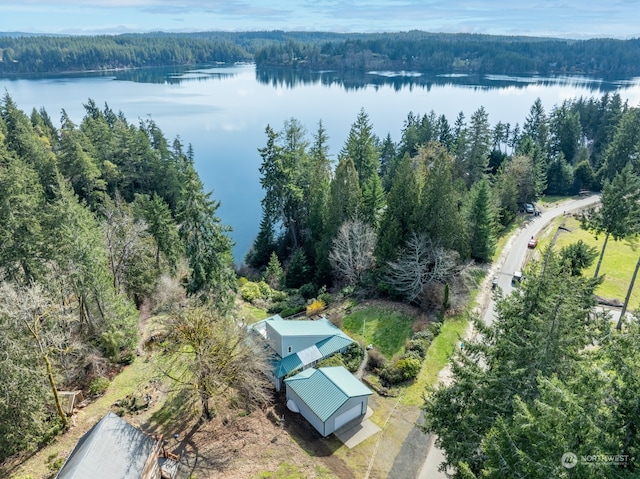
{"left": 285, "top": 366, "right": 373, "bottom": 437}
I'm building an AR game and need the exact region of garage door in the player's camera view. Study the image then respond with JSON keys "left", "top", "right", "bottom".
{"left": 334, "top": 403, "right": 362, "bottom": 431}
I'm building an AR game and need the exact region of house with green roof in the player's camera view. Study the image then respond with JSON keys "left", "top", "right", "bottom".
{"left": 250, "top": 314, "right": 354, "bottom": 391}
{"left": 285, "top": 366, "right": 373, "bottom": 437}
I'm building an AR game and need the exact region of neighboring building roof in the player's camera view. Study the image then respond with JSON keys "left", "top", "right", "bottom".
{"left": 285, "top": 367, "right": 372, "bottom": 422}
{"left": 56, "top": 412, "right": 157, "bottom": 479}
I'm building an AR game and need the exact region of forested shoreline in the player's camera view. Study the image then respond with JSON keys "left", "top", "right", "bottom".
{"left": 2, "top": 31, "right": 640, "bottom": 76}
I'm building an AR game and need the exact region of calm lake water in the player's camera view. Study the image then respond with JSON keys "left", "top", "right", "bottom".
{"left": 2, "top": 65, "right": 640, "bottom": 261}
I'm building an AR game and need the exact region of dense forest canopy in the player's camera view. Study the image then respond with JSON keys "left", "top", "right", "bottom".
{"left": 1, "top": 30, "right": 640, "bottom": 76}
{"left": 0, "top": 93, "right": 237, "bottom": 460}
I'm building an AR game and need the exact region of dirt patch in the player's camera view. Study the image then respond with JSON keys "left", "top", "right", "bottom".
{"left": 169, "top": 392, "right": 354, "bottom": 479}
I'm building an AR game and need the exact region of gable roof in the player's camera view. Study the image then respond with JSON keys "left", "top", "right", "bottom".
{"left": 251, "top": 315, "right": 354, "bottom": 379}
{"left": 56, "top": 412, "right": 157, "bottom": 479}
{"left": 285, "top": 367, "right": 372, "bottom": 422}
{"left": 265, "top": 316, "right": 350, "bottom": 338}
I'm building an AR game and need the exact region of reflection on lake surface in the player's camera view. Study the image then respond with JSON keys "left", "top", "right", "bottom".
{"left": 1, "top": 64, "right": 639, "bottom": 261}
{"left": 254, "top": 67, "right": 637, "bottom": 93}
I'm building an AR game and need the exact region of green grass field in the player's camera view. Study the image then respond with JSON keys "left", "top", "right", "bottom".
{"left": 342, "top": 306, "right": 414, "bottom": 359}
{"left": 553, "top": 216, "right": 640, "bottom": 307}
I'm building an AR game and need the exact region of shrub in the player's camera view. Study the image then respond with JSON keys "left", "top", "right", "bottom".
{"left": 401, "top": 350, "right": 423, "bottom": 362}
{"left": 317, "top": 285, "right": 332, "bottom": 306}
{"left": 47, "top": 456, "right": 65, "bottom": 474}
{"left": 257, "top": 281, "right": 272, "bottom": 298}
{"left": 267, "top": 302, "right": 286, "bottom": 314}
{"left": 319, "top": 292, "right": 332, "bottom": 306}
{"left": 396, "top": 357, "right": 421, "bottom": 380}
{"left": 379, "top": 363, "right": 404, "bottom": 385}
{"left": 306, "top": 299, "right": 326, "bottom": 317}
{"left": 427, "top": 321, "right": 442, "bottom": 337}
{"left": 298, "top": 282, "right": 317, "bottom": 300}
{"left": 90, "top": 376, "right": 110, "bottom": 396}
{"left": 237, "top": 277, "right": 249, "bottom": 287}
{"left": 280, "top": 305, "right": 306, "bottom": 317}
{"left": 317, "top": 354, "right": 344, "bottom": 368}
{"left": 240, "top": 281, "right": 262, "bottom": 302}
{"left": 366, "top": 348, "right": 386, "bottom": 371}
{"left": 412, "top": 329, "right": 434, "bottom": 343}
{"left": 271, "top": 290, "right": 288, "bottom": 303}
{"left": 342, "top": 342, "right": 364, "bottom": 372}
{"left": 338, "top": 285, "right": 356, "bottom": 299}
{"left": 406, "top": 339, "right": 427, "bottom": 359}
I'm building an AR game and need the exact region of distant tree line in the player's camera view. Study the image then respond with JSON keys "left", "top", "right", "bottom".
{"left": 254, "top": 32, "right": 640, "bottom": 77}
{"left": 2, "top": 31, "right": 640, "bottom": 76}
{"left": 0, "top": 33, "right": 252, "bottom": 74}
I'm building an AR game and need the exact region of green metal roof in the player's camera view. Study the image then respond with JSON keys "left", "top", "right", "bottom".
{"left": 254, "top": 315, "right": 354, "bottom": 379}
{"left": 265, "top": 316, "right": 351, "bottom": 339}
{"left": 321, "top": 366, "right": 373, "bottom": 398}
{"left": 285, "top": 367, "right": 372, "bottom": 422}
{"left": 316, "top": 335, "right": 353, "bottom": 358}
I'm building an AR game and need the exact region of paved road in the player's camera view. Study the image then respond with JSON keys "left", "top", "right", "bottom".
{"left": 417, "top": 194, "right": 600, "bottom": 479}
{"left": 485, "top": 194, "right": 600, "bottom": 325}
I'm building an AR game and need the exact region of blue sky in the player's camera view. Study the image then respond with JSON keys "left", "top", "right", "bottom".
{"left": 1, "top": 0, "right": 639, "bottom": 38}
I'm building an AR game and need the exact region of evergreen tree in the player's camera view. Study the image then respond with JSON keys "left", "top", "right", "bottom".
{"left": 307, "top": 120, "right": 333, "bottom": 267}
{"left": 339, "top": 108, "right": 380, "bottom": 188}
{"left": 421, "top": 251, "right": 608, "bottom": 478}
{"left": 376, "top": 153, "right": 421, "bottom": 263}
{"left": 417, "top": 143, "right": 469, "bottom": 257}
{"left": 466, "top": 177, "right": 496, "bottom": 262}
{"left": 380, "top": 132, "right": 397, "bottom": 191}
{"left": 523, "top": 97, "right": 550, "bottom": 154}
{"left": 549, "top": 101, "right": 583, "bottom": 165}
{"left": 599, "top": 107, "right": 640, "bottom": 181}
{"left": 246, "top": 206, "right": 276, "bottom": 270}
{"left": 177, "top": 160, "right": 235, "bottom": 307}
{"left": 361, "top": 171, "right": 385, "bottom": 228}
{"left": 464, "top": 106, "right": 492, "bottom": 186}
{"left": 285, "top": 248, "right": 311, "bottom": 289}
{"left": 133, "top": 193, "right": 183, "bottom": 270}
{"left": 263, "top": 251, "right": 284, "bottom": 289}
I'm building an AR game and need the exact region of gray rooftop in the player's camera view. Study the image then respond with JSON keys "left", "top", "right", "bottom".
{"left": 56, "top": 412, "right": 157, "bottom": 479}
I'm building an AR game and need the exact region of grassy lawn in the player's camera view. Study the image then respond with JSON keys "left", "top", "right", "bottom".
{"left": 237, "top": 301, "right": 271, "bottom": 324}
{"left": 254, "top": 462, "right": 336, "bottom": 479}
{"left": 539, "top": 194, "right": 573, "bottom": 207}
{"left": 342, "top": 307, "right": 414, "bottom": 359}
{"left": 553, "top": 216, "right": 640, "bottom": 306}
{"left": 402, "top": 314, "right": 469, "bottom": 406}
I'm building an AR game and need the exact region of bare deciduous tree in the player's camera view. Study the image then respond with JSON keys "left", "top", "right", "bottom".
{"left": 384, "top": 233, "right": 460, "bottom": 304}
{"left": 162, "top": 306, "right": 272, "bottom": 420}
{"left": 102, "top": 194, "right": 150, "bottom": 291}
{"left": 0, "top": 282, "right": 69, "bottom": 427}
{"left": 329, "top": 219, "right": 377, "bottom": 286}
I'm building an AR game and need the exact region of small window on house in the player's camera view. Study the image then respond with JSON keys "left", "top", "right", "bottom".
{"left": 288, "top": 346, "right": 292, "bottom": 353}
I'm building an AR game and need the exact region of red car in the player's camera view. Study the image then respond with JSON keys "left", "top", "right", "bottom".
{"left": 528, "top": 237, "right": 538, "bottom": 248}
